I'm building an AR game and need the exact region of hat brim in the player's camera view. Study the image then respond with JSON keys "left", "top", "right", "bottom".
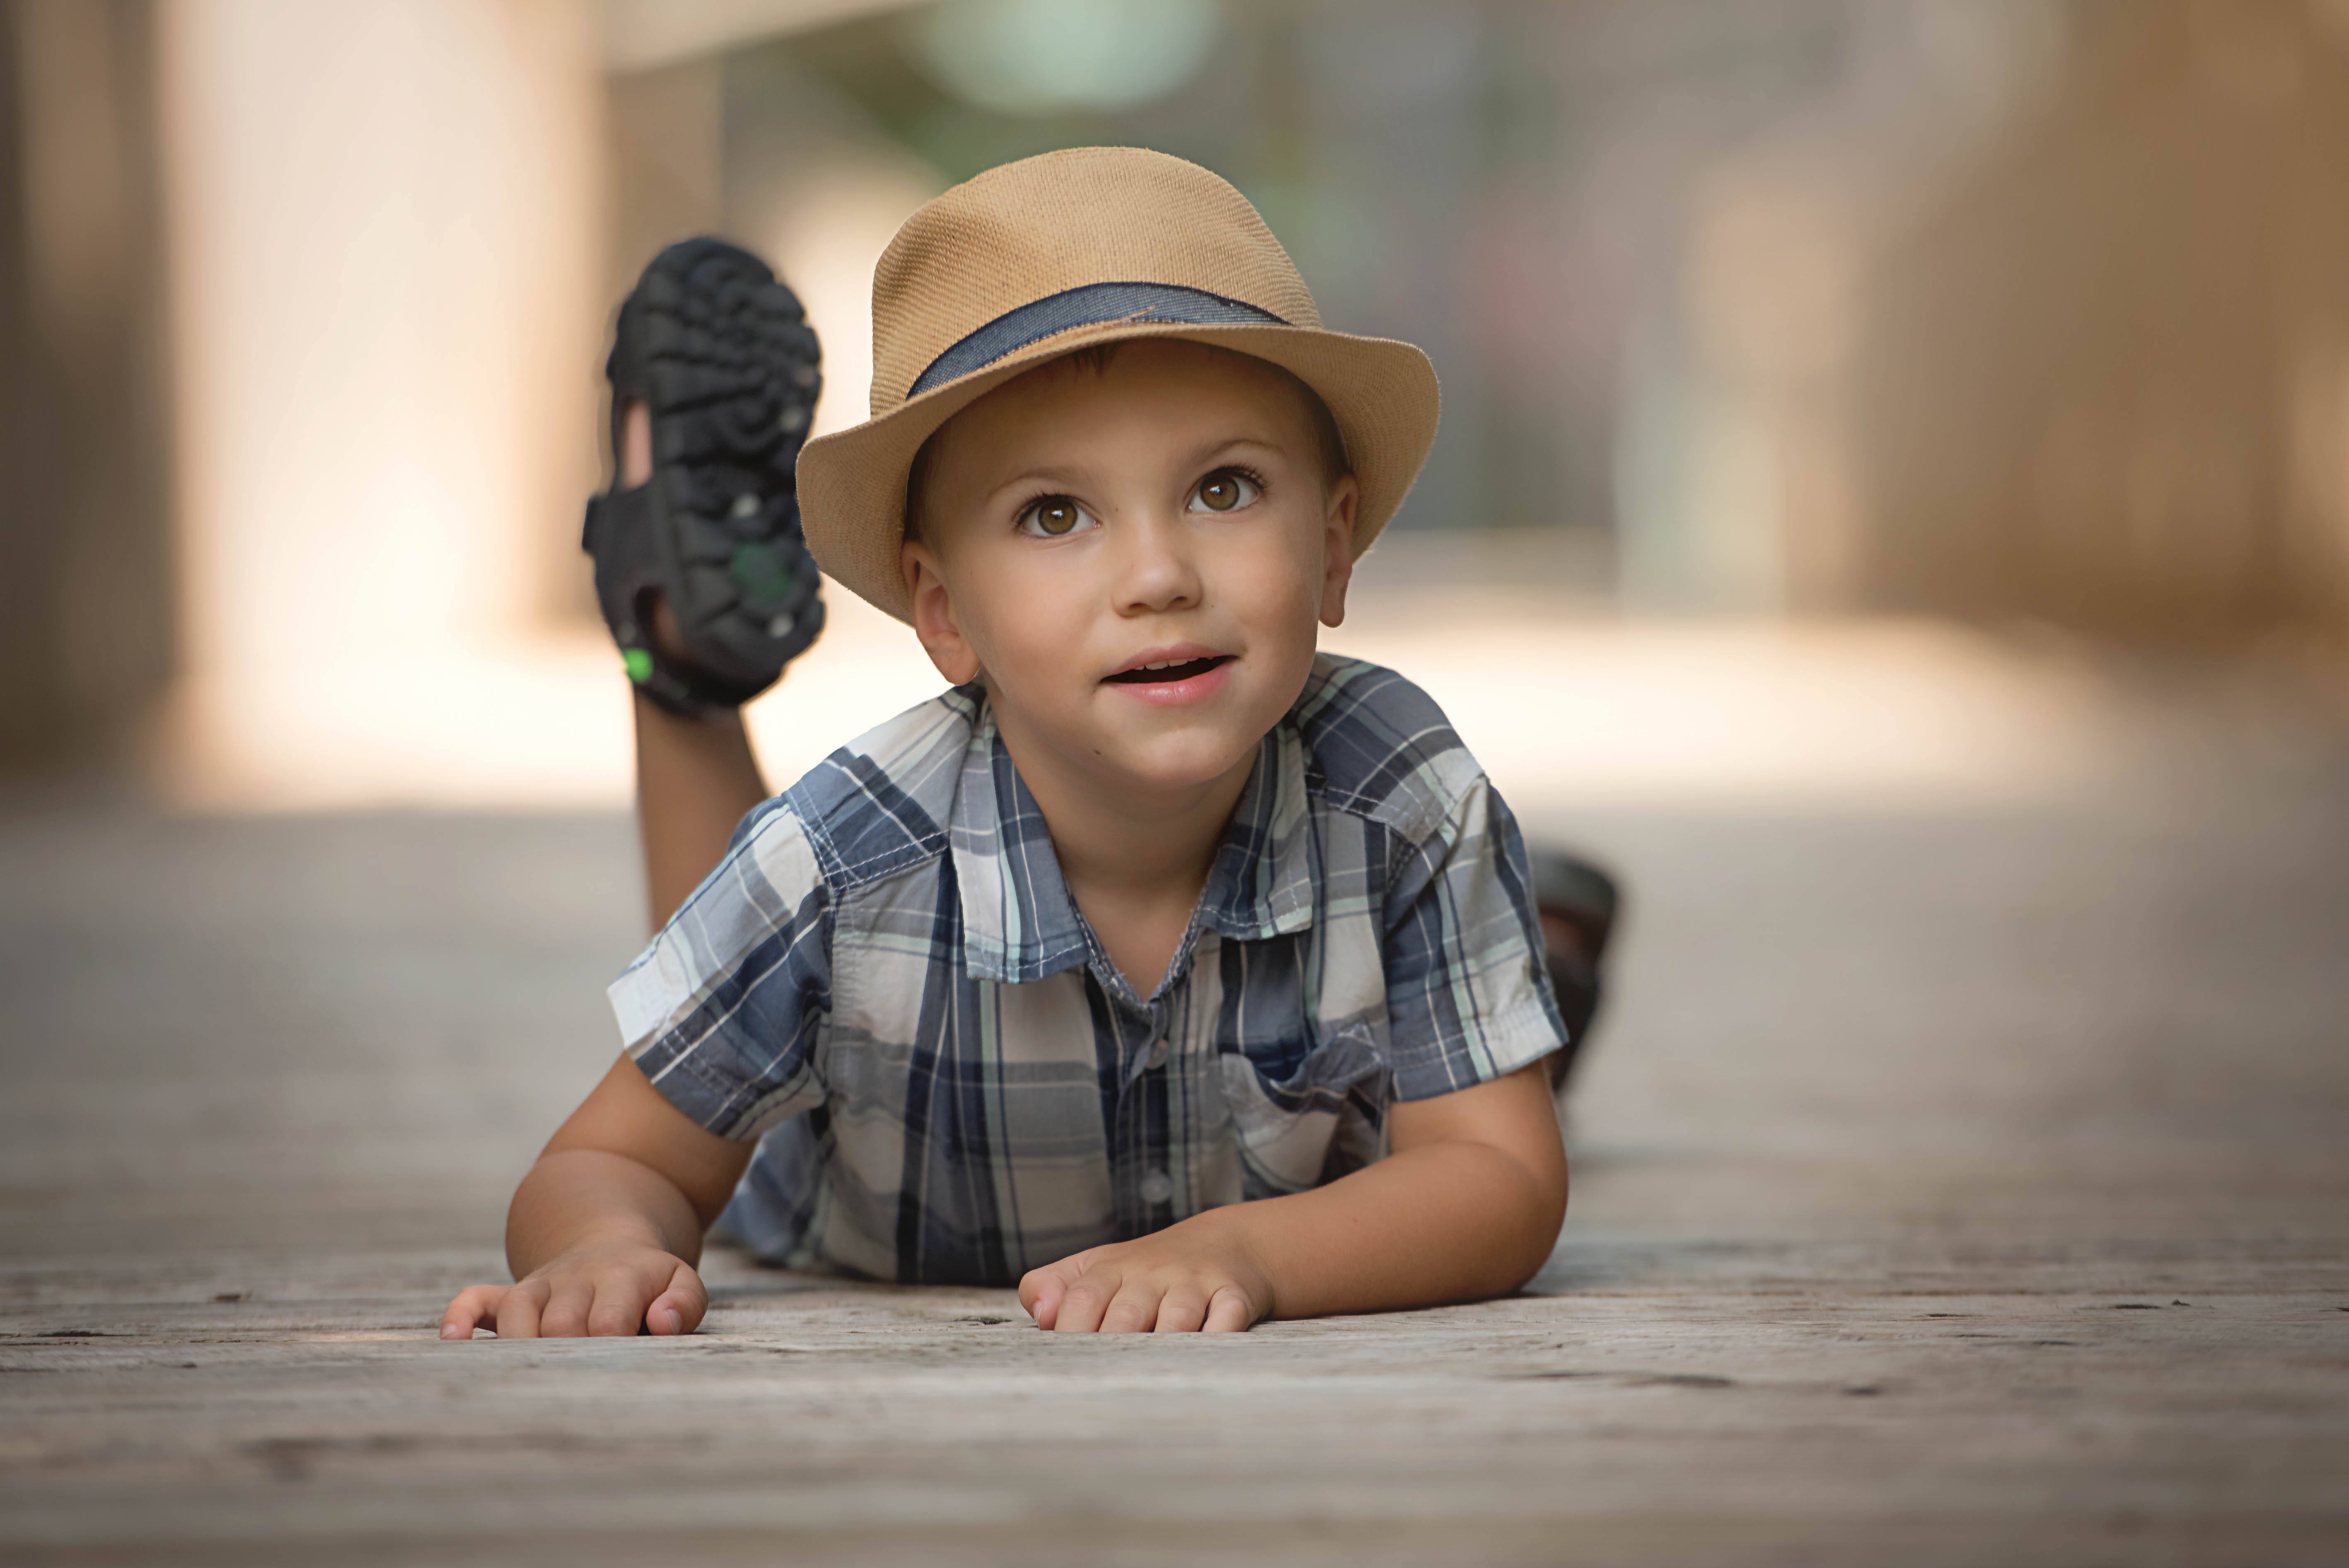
{"left": 795, "top": 319, "right": 1440, "bottom": 623}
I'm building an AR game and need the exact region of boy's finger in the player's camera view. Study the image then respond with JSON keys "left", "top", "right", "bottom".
{"left": 1051, "top": 1268, "right": 1121, "bottom": 1334}
{"left": 1019, "top": 1249, "right": 1094, "bottom": 1305}
{"left": 1098, "top": 1280, "right": 1160, "bottom": 1334}
{"left": 494, "top": 1278, "right": 549, "bottom": 1340}
{"left": 1153, "top": 1286, "right": 1209, "bottom": 1334}
{"left": 1022, "top": 1269, "right": 1068, "bottom": 1330}
{"left": 646, "top": 1261, "right": 708, "bottom": 1335}
{"left": 440, "top": 1285, "right": 505, "bottom": 1339}
{"left": 585, "top": 1276, "right": 650, "bottom": 1337}
{"left": 1021, "top": 1255, "right": 1087, "bottom": 1327}
{"left": 540, "top": 1279, "right": 597, "bottom": 1338}
{"left": 1203, "top": 1286, "right": 1254, "bottom": 1333}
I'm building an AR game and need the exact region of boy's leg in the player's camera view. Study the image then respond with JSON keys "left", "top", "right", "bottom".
{"left": 621, "top": 394, "right": 770, "bottom": 928}
{"left": 626, "top": 486, "right": 771, "bottom": 925}
{"left": 582, "top": 241, "right": 825, "bottom": 930}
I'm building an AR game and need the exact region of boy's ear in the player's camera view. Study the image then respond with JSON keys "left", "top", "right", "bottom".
{"left": 1318, "top": 474, "right": 1360, "bottom": 630}
{"left": 904, "top": 540, "right": 983, "bottom": 685}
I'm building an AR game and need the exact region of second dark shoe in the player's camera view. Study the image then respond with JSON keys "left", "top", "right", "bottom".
{"left": 1530, "top": 848, "right": 1619, "bottom": 1091}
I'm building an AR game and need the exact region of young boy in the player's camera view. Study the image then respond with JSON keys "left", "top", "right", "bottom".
{"left": 441, "top": 147, "right": 1607, "bottom": 1338}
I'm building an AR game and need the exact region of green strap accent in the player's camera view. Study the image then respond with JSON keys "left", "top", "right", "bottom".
{"left": 622, "top": 647, "right": 653, "bottom": 684}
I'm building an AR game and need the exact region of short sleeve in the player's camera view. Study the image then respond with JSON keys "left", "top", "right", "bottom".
{"left": 607, "top": 799, "right": 833, "bottom": 1140}
{"left": 1379, "top": 775, "right": 1568, "bottom": 1100}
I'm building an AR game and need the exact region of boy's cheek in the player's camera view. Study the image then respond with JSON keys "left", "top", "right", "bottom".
{"left": 955, "top": 569, "right": 1092, "bottom": 680}
{"left": 1211, "top": 532, "right": 1328, "bottom": 634}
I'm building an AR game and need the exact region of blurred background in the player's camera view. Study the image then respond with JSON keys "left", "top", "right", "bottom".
{"left": 5, "top": 0, "right": 2349, "bottom": 1204}
{"left": 7, "top": 0, "right": 2349, "bottom": 811}
{"left": 7, "top": 11, "right": 2349, "bottom": 1550}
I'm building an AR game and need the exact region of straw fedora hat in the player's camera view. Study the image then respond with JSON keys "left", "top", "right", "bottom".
{"left": 795, "top": 145, "right": 1440, "bottom": 622}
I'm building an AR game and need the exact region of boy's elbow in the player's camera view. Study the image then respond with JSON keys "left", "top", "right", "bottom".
{"left": 1487, "top": 1148, "right": 1569, "bottom": 1295}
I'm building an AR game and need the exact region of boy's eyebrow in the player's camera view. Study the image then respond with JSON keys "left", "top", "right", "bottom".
{"left": 986, "top": 462, "right": 1091, "bottom": 498}
{"left": 979, "top": 435, "right": 1293, "bottom": 507}
{"left": 1182, "top": 434, "right": 1287, "bottom": 467}
{"left": 974, "top": 464, "right": 1095, "bottom": 516}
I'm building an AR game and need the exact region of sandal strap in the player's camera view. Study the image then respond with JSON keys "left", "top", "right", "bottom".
{"left": 582, "top": 484, "right": 756, "bottom": 719}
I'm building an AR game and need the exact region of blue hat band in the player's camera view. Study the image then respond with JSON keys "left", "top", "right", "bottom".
{"left": 906, "top": 281, "right": 1290, "bottom": 399}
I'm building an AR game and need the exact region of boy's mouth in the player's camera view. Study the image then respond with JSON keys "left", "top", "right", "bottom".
{"left": 1102, "top": 654, "right": 1234, "bottom": 685}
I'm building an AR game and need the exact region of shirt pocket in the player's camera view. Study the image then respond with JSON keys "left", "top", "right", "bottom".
{"left": 1218, "top": 1022, "right": 1390, "bottom": 1196}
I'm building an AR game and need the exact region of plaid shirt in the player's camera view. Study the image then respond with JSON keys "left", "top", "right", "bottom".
{"left": 611, "top": 654, "right": 1566, "bottom": 1285}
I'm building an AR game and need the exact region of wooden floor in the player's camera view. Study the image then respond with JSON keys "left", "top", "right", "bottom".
{"left": 4, "top": 663, "right": 2348, "bottom": 1565}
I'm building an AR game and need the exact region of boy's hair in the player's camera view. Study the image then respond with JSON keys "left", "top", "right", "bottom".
{"left": 901, "top": 342, "right": 1352, "bottom": 546}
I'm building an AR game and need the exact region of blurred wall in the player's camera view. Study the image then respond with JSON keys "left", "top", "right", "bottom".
{"left": 157, "top": 0, "right": 607, "bottom": 789}
{"left": 0, "top": 0, "right": 175, "bottom": 772}
{"left": 1839, "top": 0, "right": 2349, "bottom": 638}
{"left": 161, "top": 0, "right": 604, "bottom": 659}
{"left": 6, "top": 0, "right": 2347, "bottom": 788}
{"left": 606, "top": 58, "right": 723, "bottom": 316}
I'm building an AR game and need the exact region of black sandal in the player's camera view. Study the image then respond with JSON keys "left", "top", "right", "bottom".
{"left": 582, "top": 238, "right": 826, "bottom": 718}
{"left": 1530, "top": 848, "right": 1619, "bottom": 1090}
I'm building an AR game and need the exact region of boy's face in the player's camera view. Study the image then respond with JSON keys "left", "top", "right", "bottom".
{"left": 901, "top": 340, "right": 1358, "bottom": 803}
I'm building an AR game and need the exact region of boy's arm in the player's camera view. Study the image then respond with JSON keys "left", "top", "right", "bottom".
{"left": 440, "top": 1053, "right": 751, "bottom": 1338}
{"left": 1019, "top": 1060, "right": 1566, "bottom": 1332}
{"left": 446, "top": 614, "right": 771, "bottom": 1341}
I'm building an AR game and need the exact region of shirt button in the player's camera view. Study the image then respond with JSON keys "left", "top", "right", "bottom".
{"left": 1140, "top": 1169, "right": 1175, "bottom": 1204}
{"left": 1147, "top": 1036, "right": 1171, "bottom": 1069}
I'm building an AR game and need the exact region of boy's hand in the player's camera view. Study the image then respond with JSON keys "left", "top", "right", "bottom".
{"left": 437, "top": 1060, "right": 748, "bottom": 1343}
{"left": 1018, "top": 1217, "right": 1272, "bottom": 1333}
{"left": 440, "top": 1242, "right": 707, "bottom": 1340}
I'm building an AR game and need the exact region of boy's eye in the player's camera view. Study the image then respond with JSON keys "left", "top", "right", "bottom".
{"left": 1189, "top": 469, "right": 1261, "bottom": 514}
{"left": 1016, "top": 495, "right": 1097, "bottom": 538}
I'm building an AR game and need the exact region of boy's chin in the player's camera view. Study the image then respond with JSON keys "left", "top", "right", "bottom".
{"left": 1088, "top": 728, "right": 1264, "bottom": 794}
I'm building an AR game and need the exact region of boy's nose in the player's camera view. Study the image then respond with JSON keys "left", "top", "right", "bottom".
{"left": 1109, "top": 508, "right": 1203, "bottom": 616}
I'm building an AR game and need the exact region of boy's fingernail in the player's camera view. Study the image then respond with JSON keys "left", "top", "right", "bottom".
{"left": 655, "top": 1307, "right": 681, "bottom": 1334}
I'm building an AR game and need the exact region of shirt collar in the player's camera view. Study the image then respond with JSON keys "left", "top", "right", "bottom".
{"left": 1194, "top": 718, "right": 1317, "bottom": 947}
{"left": 949, "top": 700, "right": 1317, "bottom": 986}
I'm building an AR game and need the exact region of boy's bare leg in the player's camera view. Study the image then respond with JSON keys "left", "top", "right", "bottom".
{"left": 634, "top": 691, "right": 767, "bottom": 929}
{"left": 618, "top": 398, "right": 773, "bottom": 930}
